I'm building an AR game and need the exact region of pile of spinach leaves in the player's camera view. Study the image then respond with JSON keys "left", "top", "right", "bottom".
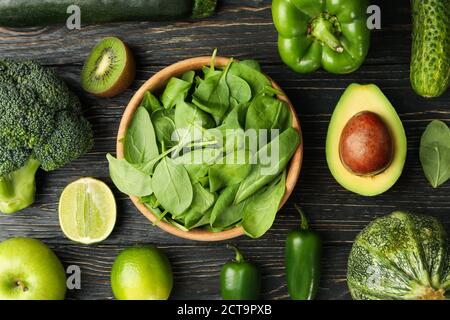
{"left": 108, "top": 51, "right": 300, "bottom": 238}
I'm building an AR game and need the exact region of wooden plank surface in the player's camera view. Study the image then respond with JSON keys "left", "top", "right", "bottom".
{"left": 0, "top": 0, "right": 448, "bottom": 300}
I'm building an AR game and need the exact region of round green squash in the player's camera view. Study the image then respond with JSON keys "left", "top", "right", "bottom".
{"left": 348, "top": 211, "right": 449, "bottom": 300}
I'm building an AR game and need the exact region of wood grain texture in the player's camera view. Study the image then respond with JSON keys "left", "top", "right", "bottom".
{"left": 0, "top": 0, "right": 449, "bottom": 300}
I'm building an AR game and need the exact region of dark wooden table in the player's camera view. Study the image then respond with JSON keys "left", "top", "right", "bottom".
{"left": 0, "top": 0, "right": 448, "bottom": 300}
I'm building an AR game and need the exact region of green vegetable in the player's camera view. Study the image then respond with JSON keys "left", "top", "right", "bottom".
{"left": 0, "top": 0, "right": 218, "bottom": 27}
{"left": 152, "top": 157, "right": 193, "bottom": 216}
{"left": 140, "top": 91, "right": 162, "bottom": 114}
{"left": 107, "top": 154, "right": 153, "bottom": 197}
{"left": 245, "top": 94, "right": 292, "bottom": 146}
{"left": 220, "top": 245, "right": 261, "bottom": 300}
{"left": 285, "top": 206, "right": 322, "bottom": 300}
{"left": 420, "top": 120, "right": 450, "bottom": 188}
{"left": 242, "top": 171, "right": 286, "bottom": 238}
{"left": 193, "top": 60, "right": 233, "bottom": 124}
{"left": 210, "top": 184, "right": 246, "bottom": 229}
{"left": 235, "top": 127, "right": 300, "bottom": 204}
{"left": 0, "top": 59, "right": 93, "bottom": 214}
{"left": 348, "top": 211, "right": 449, "bottom": 300}
{"left": 151, "top": 109, "right": 178, "bottom": 149}
{"left": 110, "top": 51, "right": 300, "bottom": 236}
{"left": 410, "top": 0, "right": 450, "bottom": 97}
{"left": 124, "top": 107, "right": 159, "bottom": 164}
{"left": 161, "top": 77, "right": 193, "bottom": 110}
{"left": 272, "top": 0, "right": 371, "bottom": 74}
{"left": 208, "top": 150, "right": 252, "bottom": 192}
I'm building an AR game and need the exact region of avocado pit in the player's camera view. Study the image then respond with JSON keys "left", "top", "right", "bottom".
{"left": 339, "top": 111, "right": 393, "bottom": 176}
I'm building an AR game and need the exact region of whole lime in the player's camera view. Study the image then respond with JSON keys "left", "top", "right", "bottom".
{"left": 111, "top": 246, "right": 173, "bottom": 300}
{"left": 0, "top": 238, "right": 67, "bottom": 300}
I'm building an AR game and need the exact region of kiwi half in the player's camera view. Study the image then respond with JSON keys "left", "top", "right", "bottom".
{"left": 81, "top": 37, "right": 136, "bottom": 98}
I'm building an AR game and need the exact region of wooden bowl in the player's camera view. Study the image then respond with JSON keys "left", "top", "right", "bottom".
{"left": 117, "top": 56, "right": 303, "bottom": 241}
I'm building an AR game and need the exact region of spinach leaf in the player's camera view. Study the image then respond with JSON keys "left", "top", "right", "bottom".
{"left": 242, "top": 171, "right": 286, "bottom": 238}
{"left": 107, "top": 154, "right": 153, "bottom": 197}
{"left": 152, "top": 157, "right": 193, "bottom": 216}
{"left": 245, "top": 94, "right": 292, "bottom": 146}
{"left": 185, "top": 209, "right": 213, "bottom": 229}
{"left": 124, "top": 107, "right": 159, "bottom": 164}
{"left": 152, "top": 109, "right": 178, "bottom": 149}
{"left": 174, "top": 101, "right": 216, "bottom": 151}
{"left": 228, "top": 61, "right": 271, "bottom": 96}
{"left": 227, "top": 74, "right": 252, "bottom": 107}
{"left": 173, "top": 148, "right": 220, "bottom": 182}
{"left": 161, "top": 77, "right": 192, "bottom": 110}
{"left": 140, "top": 91, "right": 162, "bottom": 114}
{"left": 181, "top": 70, "right": 195, "bottom": 83}
{"left": 420, "top": 120, "right": 450, "bottom": 188}
{"left": 239, "top": 59, "right": 261, "bottom": 72}
{"left": 234, "top": 127, "right": 300, "bottom": 204}
{"left": 208, "top": 149, "right": 252, "bottom": 192}
{"left": 176, "top": 183, "right": 215, "bottom": 225}
{"left": 211, "top": 183, "right": 246, "bottom": 229}
{"left": 192, "top": 61, "right": 233, "bottom": 124}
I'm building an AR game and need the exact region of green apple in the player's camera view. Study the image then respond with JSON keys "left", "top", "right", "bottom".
{"left": 0, "top": 237, "right": 67, "bottom": 300}
{"left": 111, "top": 246, "right": 173, "bottom": 300}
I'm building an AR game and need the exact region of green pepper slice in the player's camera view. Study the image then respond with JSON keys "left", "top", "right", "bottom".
{"left": 272, "top": 0, "right": 371, "bottom": 74}
{"left": 285, "top": 206, "right": 322, "bottom": 300}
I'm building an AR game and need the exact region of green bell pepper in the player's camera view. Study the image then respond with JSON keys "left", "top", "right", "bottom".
{"left": 220, "top": 245, "right": 261, "bottom": 300}
{"left": 285, "top": 206, "right": 322, "bottom": 300}
{"left": 272, "top": 0, "right": 371, "bottom": 74}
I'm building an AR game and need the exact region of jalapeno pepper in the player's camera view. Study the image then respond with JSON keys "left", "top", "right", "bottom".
{"left": 272, "top": 0, "right": 371, "bottom": 74}
{"left": 220, "top": 245, "right": 261, "bottom": 300}
{"left": 285, "top": 206, "right": 322, "bottom": 300}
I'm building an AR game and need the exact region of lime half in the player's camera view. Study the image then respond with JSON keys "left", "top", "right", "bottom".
{"left": 59, "top": 178, "right": 117, "bottom": 244}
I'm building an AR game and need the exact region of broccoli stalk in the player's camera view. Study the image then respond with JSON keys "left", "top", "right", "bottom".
{"left": 0, "top": 159, "right": 40, "bottom": 214}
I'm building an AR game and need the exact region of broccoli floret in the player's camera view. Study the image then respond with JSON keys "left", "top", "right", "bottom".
{"left": 0, "top": 59, "right": 93, "bottom": 214}
{"left": 34, "top": 111, "right": 93, "bottom": 171}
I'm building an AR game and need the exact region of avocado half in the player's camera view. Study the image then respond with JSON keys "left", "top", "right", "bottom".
{"left": 326, "top": 84, "right": 407, "bottom": 196}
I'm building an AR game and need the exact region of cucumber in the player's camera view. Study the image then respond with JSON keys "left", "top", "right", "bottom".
{"left": 410, "top": 0, "right": 450, "bottom": 97}
{"left": 0, "top": 0, "right": 217, "bottom": 27}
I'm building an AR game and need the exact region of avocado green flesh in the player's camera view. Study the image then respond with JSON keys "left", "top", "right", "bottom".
{"left": 326, "top": 84, "right": 407, "bottom": 196}
{"left": 410, "top": 0, "right": 450, "bottom": 97}
{"left": 348, "top": 212, "right": 449, "bottom": 300}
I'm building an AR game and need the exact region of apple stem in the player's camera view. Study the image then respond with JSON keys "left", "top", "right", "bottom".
{"left": 16, "top": 280, "right": 29, "bottom": 292}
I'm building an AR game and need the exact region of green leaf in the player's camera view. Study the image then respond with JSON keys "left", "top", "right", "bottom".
{"left": 208, "top": 149, "right": 252, "bottom": 192}
{"left": 245, "top": 94, "right": 292, "bottom": 147}
{"left": 152, "top": 157, "right": 193, "bottom": 216}
{"left": 228, "top": 60, "right": 271, "bottom": 96}
{"left": 227, "top": 74, "right": 252, "bottom": 106}
{"left": 420, "top": 120, "right": 450, "bottom": 188}
{"left": 239, "top": 59, "right": 262, "bottom": 72}
{"left": 176, "top": 183, "right": 216, "bottom": 228}
{"left": 140, "top": 91, "right": 162, "bottom": 114}
{"left": 234, "top": 127, "right": 300, "bottom": 204}
{"left": 124, "top": 107, "right": 159, "bottom": 164}
{"left": 242, "top": 171, "right": 286, "bottom": 238}
{"left": 192, "top": 61, "right": 233, "bottom": 124}
{"left": 211, "top": 183, "right": 247, "bottom": 229}
{"left": 152, "top": 109, "right": 178, "bottom": 149}
{"left": 107, "top": 154, "right": 153, "bottom": 197}
{"left": 161, "top": 77, "right": 192, "bottom": 110}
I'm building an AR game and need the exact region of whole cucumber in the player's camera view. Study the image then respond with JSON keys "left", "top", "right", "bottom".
{"left": 0, "top": 0, "right": 217, "bottom": 27}
{"left": 410, "top": 0, "right": 450, "bottom": 97}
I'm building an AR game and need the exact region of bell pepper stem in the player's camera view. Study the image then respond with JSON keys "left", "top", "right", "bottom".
{"left": 294, "top": 204, "right": 309, "bottom": 230}
{"left": 310, "top": 16, "right": 344, "bottom": 53}
{"left": 227, "top": 244, "right": 244, "bottom": 263}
